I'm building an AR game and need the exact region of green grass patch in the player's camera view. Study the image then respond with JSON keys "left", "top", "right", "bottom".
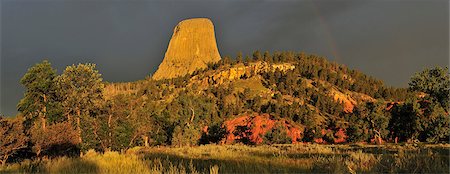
{"left": 232, "top": 76, "right": 270, "bottom": 96}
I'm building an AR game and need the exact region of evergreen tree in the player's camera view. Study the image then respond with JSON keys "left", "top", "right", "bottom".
{"left": 263, "top": 51, "right": 271, "bottom": 62}
{"left": 56, "top": 63, "right": 105, "bottom": 148}
{"left": 223, "top": 56, "right": 232, "bottom": 65}
{"left": 171, "top": 124, "right": 200, "bottom": 147}
{"left": 422, "top": 104, "right": 450, "bottom": 143}
{"left": 236, "top": 52, "right": 243, "bottom": 63}
{"left": 17, "top": 60, "right": 60, "bottom": 131}
{"left": 263, "top": 123, "right": 292, "bottom": 144}
{"left": 244, "top": 55, "right": 251, "bottom": 65}
{"left": 388, "top": 97, "right": 421, "bottom": 142}
{"left": 199, "top": 123, "right": 227, "bottom": 144}
{"left": 252, "top": 50, "right": 262, "bottom": 61}
{"left": 409, "top": 66, "right": 449, "bottom": 109}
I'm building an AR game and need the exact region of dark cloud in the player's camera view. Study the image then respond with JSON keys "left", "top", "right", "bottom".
{"left": 1, "top": 0, "right": 448, "bottom": 116}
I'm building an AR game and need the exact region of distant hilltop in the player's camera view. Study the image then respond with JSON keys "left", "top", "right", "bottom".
{"left": 152, "top": 18, "right": 221, "bottom": 80}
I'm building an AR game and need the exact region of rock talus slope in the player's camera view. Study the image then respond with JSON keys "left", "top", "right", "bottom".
{"left": 152, "top": 18, "right": 221, "bottom": 80}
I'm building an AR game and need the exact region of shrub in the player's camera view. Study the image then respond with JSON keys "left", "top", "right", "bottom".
{"left": 263, "top": 123, "right": 292, "bottom": 144}
{"left": 31, "top": 121, "right": 79, "bottom": 157}
{"left": 171, "top": 125, "right": 201, "bottom": 147}
{"left": 199, "top": 124, "right": 227, "bottom": 144}
{"left": 0, "top": 117, "right": 28, "bottom": 165}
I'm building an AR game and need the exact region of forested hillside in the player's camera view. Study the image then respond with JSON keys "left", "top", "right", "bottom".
{"left": 1, "top": 51, "right": 448, "bottom": 165}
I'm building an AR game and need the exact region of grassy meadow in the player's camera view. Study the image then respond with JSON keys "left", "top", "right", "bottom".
{"left": 1, "top": 144, "right": 449, "bottom": 173}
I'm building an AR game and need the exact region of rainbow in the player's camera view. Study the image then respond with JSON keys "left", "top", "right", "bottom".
{"left": 310, "top": 1, "right": 341, "bottom": 62}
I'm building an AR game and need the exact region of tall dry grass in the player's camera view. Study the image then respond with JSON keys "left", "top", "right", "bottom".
{"left": 0, "top": 144, "right": 448, "bottom": 173}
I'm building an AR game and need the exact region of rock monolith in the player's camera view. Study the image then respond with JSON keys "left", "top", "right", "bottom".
{"left": 152, "top": 18, "right": 221, "bottom": 80}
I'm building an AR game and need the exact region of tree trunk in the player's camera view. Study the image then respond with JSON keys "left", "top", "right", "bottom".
{"left": 77, "top": 110, "right": 82, "bottom": 143}
{"left": 92, "top": 121, "right": 106, "bottom": 151}
{"left": 142, "top": 135, "right": 149, "bottom": 147}
{"left": 42, "top": 94, "right": 47, "bottom": 131}
{"left": 374, "top": 129, "right": 382, "bottom": 144}
{"left": 41, "top": 116, "right": 46, "bottom": 131}
{"left": 1, "top": 154, "right": 8, "bottom": 166}
{"left": 108, "top": 114, "right": 112, "bottom": 147}
{"left": 129, "top": 134, "right": 138, "bottom": 147}
{"left": 36, "top": 149, "right": 41, "bottom": 157}
{"left": 190, "top": 108, "right": 195, "bottom": 123}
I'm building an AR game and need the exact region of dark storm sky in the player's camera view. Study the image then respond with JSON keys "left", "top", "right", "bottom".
{"left": 1, "top": 0, "right": 448, "bottom": 116}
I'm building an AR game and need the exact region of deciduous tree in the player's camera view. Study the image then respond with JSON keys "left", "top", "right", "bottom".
{"left": 0, "top": 116, "right": 28, "bottom": 165}
{"left": 30, "top": 121, "right": 79, "bottom": 157}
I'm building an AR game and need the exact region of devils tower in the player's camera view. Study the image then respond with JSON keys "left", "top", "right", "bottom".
{"left": 152, "top": 18, "right": 221, "bottom": 80}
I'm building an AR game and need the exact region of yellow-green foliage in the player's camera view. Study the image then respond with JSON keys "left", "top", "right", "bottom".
{"left": 1, "top": 144, "right": 448, "bottom": 174}
{"left": 232, "top": 76, "right": 269, "bottom": 95}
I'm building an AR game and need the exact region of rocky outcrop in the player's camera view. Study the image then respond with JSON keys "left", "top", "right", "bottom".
{"left": 330, "top": 88, "right": 376, "bottom": 113}
{"left": 223, "top": 113, "right": 304, "bottom": 144}
{"left": 330, "top": 88, "right": 357, "bottom": 113}
{"left": 211, "top": 62, "right": 295, "bottom": 84}
{"left": 191, "top": 62, "right": 295, "bottom": 87}
{"left": 313, "top": 128, "right": 348, "bottom": 144}
{"left": 152, "top": 18, "right": 221, "bottom": 80}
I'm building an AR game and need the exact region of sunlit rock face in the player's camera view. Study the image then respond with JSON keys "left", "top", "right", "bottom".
{"left": 152, "top": 18, "right": 221, "bottom": 80}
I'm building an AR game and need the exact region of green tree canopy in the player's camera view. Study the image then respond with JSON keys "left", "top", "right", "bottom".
{"left": 17, "top": 60, "right": 60, "bottom": 130}
{"left": 409, "top": 66, "right": 449, "bottom": 108}
{"left": 263, "top": 122, "right": 292, "bottom": 144}
{"left": 56, "top": 63, "right": 105, "bottom": 146}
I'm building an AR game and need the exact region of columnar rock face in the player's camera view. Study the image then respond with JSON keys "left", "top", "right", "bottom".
{"left": 152, "top": 18, "right": 221, "bottom": 80}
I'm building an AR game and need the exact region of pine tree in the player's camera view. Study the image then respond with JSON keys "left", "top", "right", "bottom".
{"left": 236, "top": 52, "right": 243, "bottom": 63}
{"left": 18, "top": 60, "right": 60, "bottom": 131}
{"left": 56, "top": 63, "right": 105, "bottom": 146}
{"left": 252, "top": 50, "right": 262, "bottom": 61}
{"left": 263, "top": 122, "right": 292, "bottom": 144}
{"left": 409, "top": 66, "right": 449, "bottom": 109}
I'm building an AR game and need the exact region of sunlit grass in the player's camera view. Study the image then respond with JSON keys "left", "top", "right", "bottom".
{"left": 1, "top": 144, "right": 448, "bottom": 173}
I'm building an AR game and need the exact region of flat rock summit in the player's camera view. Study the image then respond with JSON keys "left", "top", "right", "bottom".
{"left": 152, "top": 18, "right": 221, "bottom": 80}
